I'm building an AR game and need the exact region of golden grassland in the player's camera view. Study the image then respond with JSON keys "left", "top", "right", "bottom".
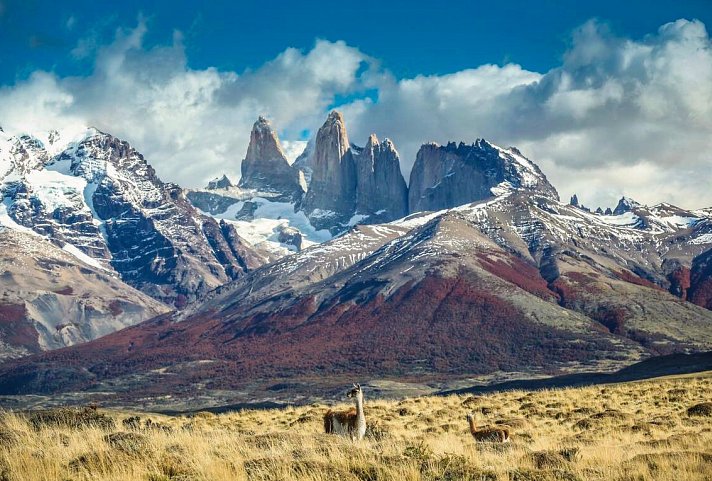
{"left": 0, "top": 373, "right": 711, "bottom": 481}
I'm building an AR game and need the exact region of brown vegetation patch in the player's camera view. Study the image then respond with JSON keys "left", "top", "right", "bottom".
{"left": 495, "top": 417, "right": 529, "bottom": 429}
{"left": 475, "top": 254, "right": 558, "bottom": 302}
{"left": 589, "top": 409, "right": 630, "bottom": 421}
{"left": 509, "top": 468, "right": 581, "bottom": 481}
{"left": 527, "top": 450, "right": 568, "bottom": 470}
{"left": 0, "top": 303, "right": 39, "bottom": 352}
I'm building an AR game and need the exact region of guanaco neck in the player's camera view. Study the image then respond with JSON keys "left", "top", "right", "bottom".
{"left": 355, "top": 392, "right": 365, "bottom": 422}
{"left": 467, "top": 416, "right": 477, "bottom": 433}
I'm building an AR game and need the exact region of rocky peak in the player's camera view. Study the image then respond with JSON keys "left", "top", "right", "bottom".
{"left": 613, "top": 197, "right": 642, "bottom": 216}
{"left": 239, "top": 117, "right": 303, "bottom": 201}
{"left": 364, "top": 133, "right": 379, "bottom": 151}
{"left": 353, "top": 133, "right": 408, "bottom": 223}
{"left": 207, "top": 175, "right": 233, "bottom": 190}
{"left": 317, "top": 111, "right": 351, "bottom": 163}
{"left": 408, "top": 139, "right": 558, "bottom": 213}
{"left": 301, "top": 111, "right": 357, "bottom": 230}
{"left": 300, "top": 111, "right": 410, "bottom": 230}
{"left": 7, "top": 134, "right": 50, "bottom": 174}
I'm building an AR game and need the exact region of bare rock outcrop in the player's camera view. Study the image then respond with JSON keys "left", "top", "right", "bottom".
{"left": 301, "top": 111, "right": 357, "bottom": 230}
{"left": 301, "top": 111, "right": 408, "bottom": 231}
{"left": 239, "top": 117, "right": 303, "bottom": 201}
{"left": 408, "top": 140, "right": 559, "bottom": 213}
{"left": 353, "top": 134, "right": 408, "bottom": 223}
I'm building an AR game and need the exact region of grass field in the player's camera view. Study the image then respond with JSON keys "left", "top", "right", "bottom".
{"left": 0, "top": 372, "right": 710, "bottom": 481}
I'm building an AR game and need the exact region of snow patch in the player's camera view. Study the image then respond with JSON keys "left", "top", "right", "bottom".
{"left": 62, "top": 243, "right": 107, "bottom": 270}
{"left": 25, "top": 169, "right": 88, "bottom": 213}
{"left": 197, "top": 196, "right": 331, "bottom": 257}
{"left": 348, "top": 213, "right": 368, "bottom": 226}
{"left": 689, "top": 233, "right": 712, "bottom": 245}
{"left": 599, "top": 212, "right": 639, "bottom": 227}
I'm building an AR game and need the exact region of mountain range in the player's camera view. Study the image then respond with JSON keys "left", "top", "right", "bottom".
{"left": 0, "top": 112, "right": 711, "bottom": 408}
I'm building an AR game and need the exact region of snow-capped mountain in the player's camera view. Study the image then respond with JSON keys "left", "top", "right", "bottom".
{"left": 408, "top": 140, "right": 559, "bottom": 212}
{"left": 0, "top": 127, "right": 269, "bottom": 308}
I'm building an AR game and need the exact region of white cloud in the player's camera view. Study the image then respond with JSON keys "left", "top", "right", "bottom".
{"left": 343, "top": 18, "right": 712, "bottom": 209}
{"left": 0, "top": 18, "right": 374, "bottom": 188}
{"left": 0, "top": 17, "right": 711, "bottom": 210}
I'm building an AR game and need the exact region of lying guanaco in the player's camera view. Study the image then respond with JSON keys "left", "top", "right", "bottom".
{"left": 466, "top": 413, "right": 510, "bottom": 442}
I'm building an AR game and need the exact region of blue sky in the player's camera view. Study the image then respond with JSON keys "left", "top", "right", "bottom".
{"left": 2, "top": 0, "right": 711, "bottom": 83}
{"left": 1, "top": 1, "right": 711, "bottom": 208}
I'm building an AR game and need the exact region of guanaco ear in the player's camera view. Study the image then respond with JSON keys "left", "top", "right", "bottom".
{"left": 356, "top": 383, "right": 361, "bottom": 389}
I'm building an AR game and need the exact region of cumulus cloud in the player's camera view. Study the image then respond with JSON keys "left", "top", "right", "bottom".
{"left": 0, "top": 16, "right": 711, "bottom": 210}
{"left": 0, "top": 18, "right": 375, "bottom": 186}
{"left": 343, "top": 18, "right": 712, "bottom": 209}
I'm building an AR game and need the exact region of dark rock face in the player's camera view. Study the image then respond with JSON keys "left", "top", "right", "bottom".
{"left": 207, "top": 175, "right": 233, "bottom": 190}
{"left": 239, "top": 117, "right": 303, "bottom": 201}
{"left": 301, "top": 111, "right": 357, "bottom": 229}
{"left": 613, "top": 197, "right": 641, "bottom": 215}
{"left": 353, "top": 135, "right": 408, "bottom": 223}
{"left": 185, "top": 176, "right": 239, "bottom": 215}
{"left": 80, "top": 133, "right": 268, "bottom": 304}
{"left": 235, "top": 201, "right": 259, "bottom": 221}
{"left": 408, "top": 140, "right": 559, "bottom": 213}
{"left": 219, "top": 220, "right": 270, "bottom": 269}
{"left": 276, "top": 225, "right": 303, "bottom": 251}
{"left": 300, "top": 111, "right": 409, "bottom": 231}
{"left": 185, "top": 190, "right": 239, "bottom": 215}
{"left": 8, "top": 186, "right": 109, "bottom": 259}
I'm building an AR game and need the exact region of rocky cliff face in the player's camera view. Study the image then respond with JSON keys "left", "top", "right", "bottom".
{"left": 408, "top": 140, "right": 559, "bottom": 213}
{"left": 300, "top": 111, "right": 356, "bottom": 229}
{"left": 300, "top": 111, "right": 409, "bottom": 231}
{"left": 613, "top": 197, "right": 642, "bottom": 215}
{"left": 353, "top": 134, "right": 408, "bottom": 223}
{"left": 238, "top": 117, "right": 303, "bottom": 202}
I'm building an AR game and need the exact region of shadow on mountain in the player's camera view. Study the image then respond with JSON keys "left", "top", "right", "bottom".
{"left": 442, "top": 351, "right": 712, "bottom": 396}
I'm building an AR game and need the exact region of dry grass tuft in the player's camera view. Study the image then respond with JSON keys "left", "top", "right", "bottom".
{"left": 0, "top": 372, "right": 710, "bottom": 480}
{"left": 687, "top": 402, "right": 712, "bottom": 417}
{"left": 24, "top": 407, "right": 115, "bottom": 431}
